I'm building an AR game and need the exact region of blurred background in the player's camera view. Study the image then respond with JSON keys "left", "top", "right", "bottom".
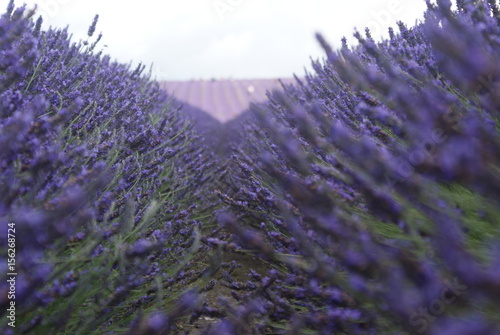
{"left": 3, "top": 0, "right": 429, "bottom": 121}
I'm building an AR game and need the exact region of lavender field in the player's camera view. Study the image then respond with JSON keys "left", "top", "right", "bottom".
{"left": 1, "top": 0, "right": 500, "bottom": 334}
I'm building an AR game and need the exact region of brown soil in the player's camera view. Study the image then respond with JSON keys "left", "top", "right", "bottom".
{"left": 176, "top": 251, "right": 271, "bottom": 334}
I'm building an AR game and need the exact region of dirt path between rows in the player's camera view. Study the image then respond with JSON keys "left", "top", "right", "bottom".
{"left": 175, "top": 251, "right": 272, "bottom": 334}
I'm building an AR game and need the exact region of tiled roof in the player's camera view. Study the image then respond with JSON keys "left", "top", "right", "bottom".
{"left": 160, "top": 78, "right": 296, "bottom": 123}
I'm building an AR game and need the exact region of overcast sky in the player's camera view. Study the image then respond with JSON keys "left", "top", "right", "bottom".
{"left": 4, "top": 0, "right": 428, "bottom": 81}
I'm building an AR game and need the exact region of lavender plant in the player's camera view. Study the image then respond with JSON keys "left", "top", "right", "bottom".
{"left": 0, "top": 2, "right": 220, "bottom": 333}
{"left": 214, "top": 0, "right": 500, "bottom": 334}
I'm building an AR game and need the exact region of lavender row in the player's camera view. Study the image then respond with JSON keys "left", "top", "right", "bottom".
{"left": 0, "top": 2, "right": 220, "bottom": 333}
{"left": 214, "top": 1, "right": 500, "bottom": 334}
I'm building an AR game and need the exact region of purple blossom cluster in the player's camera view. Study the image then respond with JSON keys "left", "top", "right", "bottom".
{"left": 215, "top": 0, "right": 500, "bottom": 334}
{"left": 0, "top": 1, "right": 218, "bottom": 333}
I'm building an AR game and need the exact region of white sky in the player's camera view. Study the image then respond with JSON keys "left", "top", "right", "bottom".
{"left": 4, "top": 0, "right": 428, "bottom": 81}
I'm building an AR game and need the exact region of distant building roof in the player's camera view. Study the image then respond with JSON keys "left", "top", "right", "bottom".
{"left": 160, "top": 78, "right": 296, "bottom": 123}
